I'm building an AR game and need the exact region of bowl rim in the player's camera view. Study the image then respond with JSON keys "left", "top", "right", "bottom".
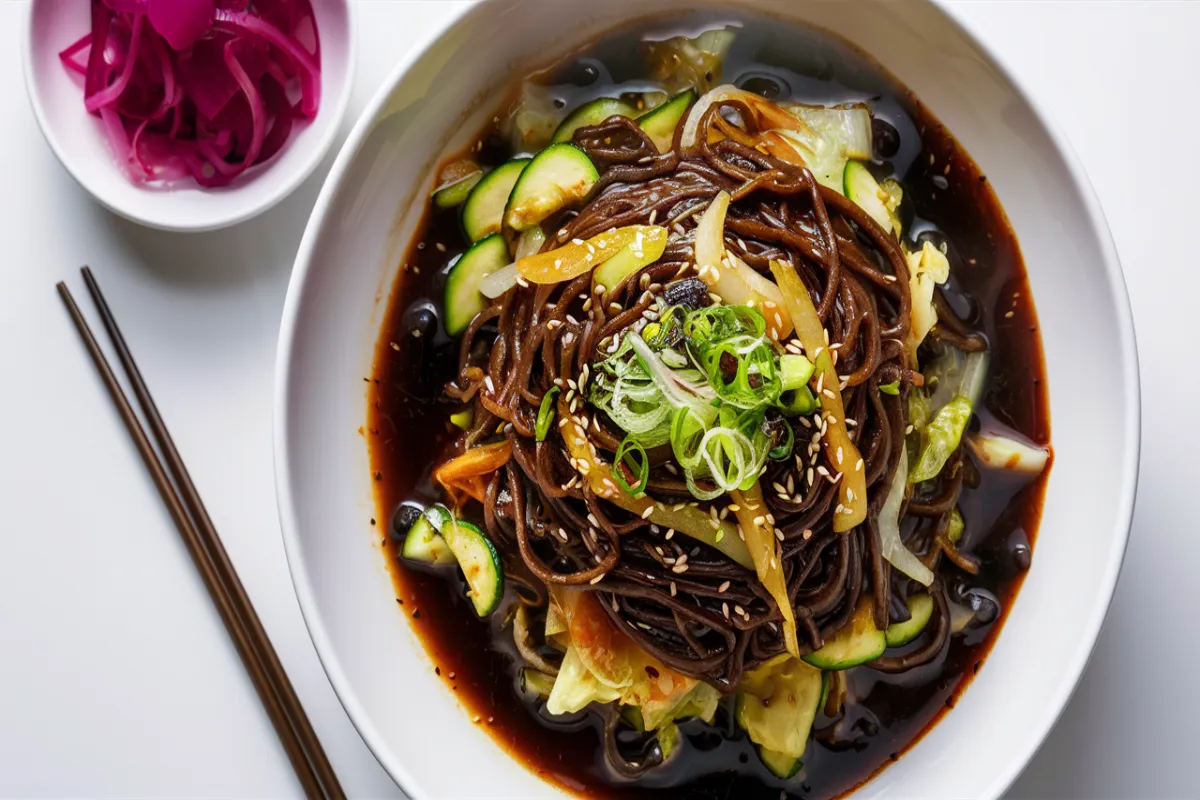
{"left": 20, "top": 0, "right": 357, "bottom": 233}
{"left": 273, "top": 2, "right": 1141, "bottom": 797}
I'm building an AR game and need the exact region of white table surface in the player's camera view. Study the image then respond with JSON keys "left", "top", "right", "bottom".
{"left": 1, "top": 1, "right": 1194, "bottom": 797}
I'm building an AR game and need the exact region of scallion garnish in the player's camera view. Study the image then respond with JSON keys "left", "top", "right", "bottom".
{"left": 879, "top": 380, "right": 901, "bottom": 396}
{"left": 613, "top": 437, "right": 650, "bottom": 497}
{"left": 535, "top": 387, "right": 561, "bottom": 442}
{"left": 779, "top": 354, "right": 815, "bottom": 392}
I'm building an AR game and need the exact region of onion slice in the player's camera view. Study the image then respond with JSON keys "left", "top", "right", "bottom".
{"left": 878, "top": 447, "right": 935, "bottom": 587}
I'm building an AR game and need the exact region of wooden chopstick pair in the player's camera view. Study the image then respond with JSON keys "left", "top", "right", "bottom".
{"left": 58, "top": 268, "right": 345, "bottom": 800}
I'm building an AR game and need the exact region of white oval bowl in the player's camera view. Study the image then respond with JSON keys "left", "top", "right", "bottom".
{"left": 22, "top": 0, "right": 354, "bottom": 232}
{"left": 275, "top": 1, "right": 1139, "bottom": 797}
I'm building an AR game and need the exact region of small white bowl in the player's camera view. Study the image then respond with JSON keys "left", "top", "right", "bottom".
{"left": 276, "top": 0, "right": 1139, "bottom": 797}
{"left": 22, "top": 0, "right": 354, "bottom": 232}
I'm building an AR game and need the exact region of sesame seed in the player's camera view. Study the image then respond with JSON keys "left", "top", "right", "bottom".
{"left": 775, "top": 528, "right": 784, "bottom": 541}
{"left": 665, "top": 529, "right": 675, "bottom": 540}
{"left": 1005, "top": 310, "right": 1015, "bottom": 319}
{"left": 641, "top": 505, "right": 655, "bottom": 519}
{"left": 589, "top": 574, "right": 604, "bottom": 584}
{"left": 836, "top": 446, "right": 844, "bottom": 464}
{"left": 817, "top": 466, "right": 830, "bottom": 478}
{"left": 807, "top": 467, "right": 815, "bottom": 486}
{"left": 906, "top": 424, "right": 915, "bottom": 434}
{"left": 435, "top": 242, "right": 446, "bottom": 252}
{"left": 823, "top": 389, "right": 836, "bottom": 400}
{"left": 836, "top": 503, "right": 845, "bottom": 514}
{"left": 669, "top": 581, "right": 677, "bottom": 596}
{"left": 672, "top": 563, "right": 689, "bottom": 574}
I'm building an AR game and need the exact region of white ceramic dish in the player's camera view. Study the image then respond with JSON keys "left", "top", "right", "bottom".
{"left": 275, "top": 0, "right": 1139, "bottom": 797}
{"left": 22, "top": 0, "right": 354, "bottom": 233}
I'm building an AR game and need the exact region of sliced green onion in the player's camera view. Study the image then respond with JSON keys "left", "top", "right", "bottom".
{"left": 768, "top": 420, "right": 794, "bottom": 461}
{"left": 613, "top": 437, "right": 650, "bottom": 497}
{"left": 778, "top": 386, "right": 818, "bottom": 416}
{"left": 450, "top": 408, "right": 474, "bottom": 430}
{"left": 879, "top": 380, "right": 901, "bottom": 396}
{"left": 671, "top": 406, "right": 710, "bottom": 471}
{"left": 779, "top": 354, "right": 815, "bottom": 392}
{"left": 536, "top": 387, "right": 561, "bottom": 442}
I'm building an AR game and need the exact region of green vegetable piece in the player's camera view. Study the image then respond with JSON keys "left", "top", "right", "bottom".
{"left": 778, "top": 386, "right": 818, "bottom": 416}
{"left": 884, "top": 593, "right": 935, "bottom": 647}
{"left": 433, "top": 171, "right": 482, "bottom": 210}
{"left": 520, "top": 668, "right": 557, "bottom": 698}
{"left": 760, "top": 748, "right": 803, "bottom": 779}
{"left": 553, "top": 97, "right": 637, "bottom": 143}
{"left": 779, "top": 354, "right": 815, "bottom": 392}
{"left": 879, "top": 380, "right": 900, "bottom": 396}
{"left": 947, "top": 507, "right": 965, "bottom": 544}
{"left": 449, "top": 408, "right": 474, "bottom": 430}
{"left": 535, "top": 387, "right": 561, "bottom": 442}
{"left": 658, "top": 724, "right": 681, "bottom": 760}
{"left": 613, "top": 437, "right": 650, "bottom": 497}
{"left": 909, "top": 395, "right": 972, "bottom": 483}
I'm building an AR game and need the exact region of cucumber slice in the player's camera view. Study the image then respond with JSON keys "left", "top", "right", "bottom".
{"left": 462, "top": 158, "right": 530, "bottom": 242}
{"left": 504, "top": 143, "right": 599, "bottom": 232}
{"left": 552, "top": 98, "right": 637, "bottom": 143}
{"left": 884, "top": 593, "right": 934, "bottom": 647}
{"left": 803, "top": 597, "right": 887, "bottom": 669}
{"left": 759, "top": 748, "right": 803, "bottom": 780}
{"left": 843, "top": 161, "right": 893, "bottom": 233}
{"left": 401, "top": 505, "right": 456, "bottom": 565}
{"left": 433, "top": 171, "right": 482, "bottom": 210}
{"left": 438, "top": 517, "right": 504, "bottom": 616}
{"left": 444, "top": 234, "right": 510, "bottom": 336}
{"left": 638, "top": 89, "right": 696, "bottom": 153}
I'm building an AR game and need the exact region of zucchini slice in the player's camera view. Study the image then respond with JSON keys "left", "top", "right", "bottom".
{"left": 401, "top": 505, "right": 456, "bottom": 565}
{"left": 759, "top": 748, "right": 803, "bottom": 780}
{"left": 843, "top": 161, "right": 893, "bottom": 233}
{"left": 638, "top": 89, "right": 696, "bottom": 153}
{"left": 443, "top": 234, "right": 510, "bottom": 336}
{"left": 433, "top": 171, "right": 482, "bottom": 210}
{"left": 438, "top": 517, "right": 504, "bottom": 616}
{"left": 462, "top": 158, "right": 530, "bottom": 242}
{"left": 884, "top": 593, "right": 934, "bottom": 647}
{"left": 552, "top": 97, "right": 637, "bottom": 143}
{"left": 504, "top": 143, "right": 599, "bottom": 232}
{"left": 803, "top": 597, "right": 887, "bottom": 669}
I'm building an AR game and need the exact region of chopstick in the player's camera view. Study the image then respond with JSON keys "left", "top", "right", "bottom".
{"left": 58, "top": 269, "right": 345, "bottom": 800}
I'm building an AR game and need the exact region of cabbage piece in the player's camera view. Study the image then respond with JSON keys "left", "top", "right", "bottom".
{"left": 643, "top": 29, "right": 736, "bottom": 93}
{"left": 775, "top": 103, "right": 872, "bottom": 192}
{"left": 906, "top": 240, "right": 951, "bottom": 355}
{"left": 736, "top": 655, "right": 824, "bottom": 759}
{"left": 909, "top": 397, "right": 971, "bottom": 484}
{"left": 546, "top": 644, "right": 622, "bottom": 715}
{"left": 546, "top": 590, "right": 711, "bottom": 720}
{"left": 909, "top": 350, "right": 989, "bottom": 484}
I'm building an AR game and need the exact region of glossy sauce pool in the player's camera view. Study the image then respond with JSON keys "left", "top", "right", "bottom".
{"left": 366, "top": 13, "right": 1050, "bottom": 799}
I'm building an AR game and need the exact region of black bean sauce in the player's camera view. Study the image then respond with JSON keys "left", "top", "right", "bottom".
{"left": 368, "top": 12, "right": 1049, "bottom": 800}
